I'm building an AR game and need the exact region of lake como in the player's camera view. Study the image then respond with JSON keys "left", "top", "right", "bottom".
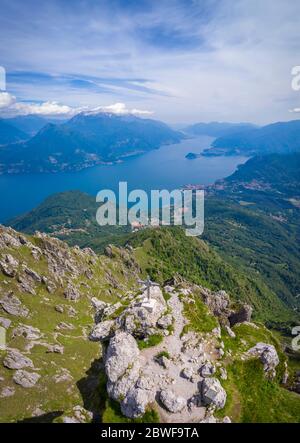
{"left": 0, "top": 136, "right": 249, "bottom": 223}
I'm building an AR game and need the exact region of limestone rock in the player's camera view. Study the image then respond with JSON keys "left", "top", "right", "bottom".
{"left": 12, "top": 324, "right": 42, "bottom": 340}
{"left": 54, "top": 368, "right": 73, "bottom": 383}
{"left": 201, "top": 377, "right": 227, "bottom": 409}
{"left": 0, "top": 316, "right": 11, "bottom": 329}
{"left": 121, "top": 386, "right": 154, "bottom": 418}
{"left": 63, "top": 406, "right": 93, "bottom": 423}
{"left": 0, "top": 386, "right": 15, "bottom": 397}
{"left": 107, "top": 359, "right": 141, "bottom": 402}
{"left": 55, "top": 305, "right": 64, "bottom": 313}
{"left": 160, "top": 389, "right": 186, "bottom": 413}
{"left": 3, "top": 348, "right": 34, "bottom": 369}
{"left": 47, "top": 344, "right": 64, "bottom": 354}
{"left": 91, "top": 297, "right": 108, "bottom": 311}
{"left": 200, "top": 362, "right": 216, "bottom": 378}
{"left": 17, "top": 274, "right": 36, "bottom": 295}
{"left": 0, "top": 228, "right": 22, "bottom": 248}
{"left": 64, "top": 284, "right": 80, "bottom": 301}
{"left": 157, "top": 355, "right": 170, "bottom": 369}
{"left": 212, "top": 326, "right": 221, "bottom": 338}
{"left": 222, "top": 416, "right": 231, "bottom": 423}
{"left": 181, "top": 366, "right": 195, "bottom": 381}
{"left": 245, "top": 343, "right": 279, "bottom": 378}
{"left": 201, "top": 288, "right": 230, "bottom": 317}
{"left": 0, "top": 254, "right": 19, "bottom": 277}
{"left": 220, "top": 367, "right": 228, "bottom": 380}
{"left": 199, "top": 415, "right": 217, "bottom": 423}
{"left": 157, "top": 314, "right": 173, "bottom": 329}
{"left": 42, "top": 276, "right": 56, "bottom": 293}
{"left": 56, "top": 322, "right": 75, "bottom": 330}
{"left": 13, "top": 370, "right": 40, "bottom": 388}
{"left": 89, "top": 320, "right": 115, "bottom": 342}
{"left": 225, "top": 325, "right": 236, "bottom": 338}
{"left": 23, "top": 266, "right": 42, "bottom": 283}
{"left": 105, "top": 331, "right": 139, "bottom": 383}
{"left": 0, "top": 293, "right": 29, "bottom": 317}
{"left": 118, "top": 286, "right": 166, "bottom": 338}
{"left": 229, "top": 304, "right": 253, "bottom": 327}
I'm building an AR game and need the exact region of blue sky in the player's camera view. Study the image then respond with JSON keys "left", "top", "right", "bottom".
{"left": 0, "top": 0, "right": 300, "bottom": 123}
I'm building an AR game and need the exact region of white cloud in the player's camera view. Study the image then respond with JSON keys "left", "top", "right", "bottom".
{"left": 84, "top": 102, "right": 153, "bottom": 116}
{"left": 0, "top": 92, "right": 16, "bottom": 108}
{"left": 0, "top": 93, "right": 153, "bottom": 118}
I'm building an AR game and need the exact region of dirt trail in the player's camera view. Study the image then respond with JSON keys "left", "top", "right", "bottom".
{"left": 140, "top": 293, "right": 209, "bottom": 423}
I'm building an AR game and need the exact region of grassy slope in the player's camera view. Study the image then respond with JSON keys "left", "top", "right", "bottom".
{"left": 127, "top": 227, "right": 292, "bottom": 323}
{"left": 0, "top": 233, "right": 138, "bottom": 423}
{"left": 204, "top": 198, "right": 300, "bottom": 321}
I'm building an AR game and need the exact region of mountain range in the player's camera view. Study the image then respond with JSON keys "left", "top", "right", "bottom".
{"left": 184, "top": 121, "right": 256, "bottom": 137}
{"left": 0, "top": 113, "right": 183, "bottom": 174}
{"left": 202, "top": 120, "right": 300, "bottom": 156}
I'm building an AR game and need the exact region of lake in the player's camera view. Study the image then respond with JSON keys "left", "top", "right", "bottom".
{"left": 0, "top": 136, "right": 249, "bottom": 223}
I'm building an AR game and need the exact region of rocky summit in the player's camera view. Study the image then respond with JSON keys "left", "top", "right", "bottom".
{"left": 0, "top": 225, "right": 299, "bottom": 423}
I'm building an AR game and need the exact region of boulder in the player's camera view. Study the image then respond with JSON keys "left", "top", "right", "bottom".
{"left": 0, "top": 293, "right": 29, "bottom": 317}
{"left": 64, "top": 284, "right": 81, "bottom": 301}
{"left": 107, "top": 360, "right": 141, "bottom": 402}
{"left": 160, "top": 389, "right": 186, "bottom": 413}
{"left": 199, "top": 362, "right": 216, "bottom": 378}
{"left": 229, "top": 304, "right": 253, "bottom": 327}
{"left": 220, "top": 367, "right": 228, "bottom": 380}
{"left": 3, "top": 349, "right": 34, "bottom": 370}
{"left": 91, "top": 297, "right": 108, "bottom": 312}
{"left": 23, "top": 266, "right": 42, "bottom": 283}
{"left": 246, "top": 343, "right": 279, "bottom": 378}
{"left": 0, "top": 228, "right": 22, "bottom": 248}
{"left": 157, "top": 355, "right": 170, "bottom": 369}
{"left": 225, "top": 325, "right": 236, "bottom": 338}
{"left": 181, "top": 366, "right": 195, "bottom": 381}
{"left": 63, "top": 406, "right": 92, "bottom": 423}
{"left": 157, "top": 314, "right": 173, "bottom": 330}
{"left": 164, "top": 285, "right": 175, "bottom": 294}
{"left": 17, "top": 274, "right": 36, "bottom": 295}
{"left": 0, "top": 254, "right": 19, "bottom": 277}
{"left": 53, "top": 368, "right": 73, "bottom": 383}
{"left": 121, "top": 386, "right": 154, "bottom": 418}
{"left": 12, "top": 324, "right": 42, "bottom": 340}
{"left": 104, "top": 245, "right": 114, "bottom": 258}
{"left": 0, "top": 386, "right": 15, "bottom": 397}
{"left": 55, "top": 305, "right": 64, "bottom": 313}
{"left": 47, "top": 344, "right": 64, "bottom": 354}
{"left": 13, "top": 370, "right": 40, "bottom": 388}
{"left": 89, "top": 320, "right": 115, "bottom": 342}
{"left": 42, "top": 276, "right": 56, "bottom": 293}
{"left": 201, "top": 377, "right": 227, "bottom": 409}
{"left": 201, "top": 289, "right": 230, "bottom": 317}
{"left": 105, "top": 331, "right": 139, "bottom": 383}
{"left": 0, "top": 317, "right": 11, "bottom": 329}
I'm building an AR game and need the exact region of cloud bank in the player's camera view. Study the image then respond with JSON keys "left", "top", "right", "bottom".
{"left": 0, "top": 91, "right": 153, "bottom": 117}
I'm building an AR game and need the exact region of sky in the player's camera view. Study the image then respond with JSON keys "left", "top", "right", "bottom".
{"left": 0, "top": 0, "right": 300, "bottom": 124}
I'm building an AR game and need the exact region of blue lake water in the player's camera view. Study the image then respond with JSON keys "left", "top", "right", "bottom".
{"left": 0, "top": 136, "right": 249, "bottom": 223}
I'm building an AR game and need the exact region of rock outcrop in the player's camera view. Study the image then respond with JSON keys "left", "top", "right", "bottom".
{"left": 201, "top": 377, "right": 227, "bottom": 409}
{"left": 13, "top": 370, "right": 40, "bottom": 388}
{"left": 3, "top": 349, "right": 34, "bottom": 370}
{"left": 159, "top": 389, "right": 186, "bottom": 413}
{"left": 229, "top": 304, "right": 253, "bottom": 327}
{"left": 245, "top": 343, "right": 279, "bottom": 378}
